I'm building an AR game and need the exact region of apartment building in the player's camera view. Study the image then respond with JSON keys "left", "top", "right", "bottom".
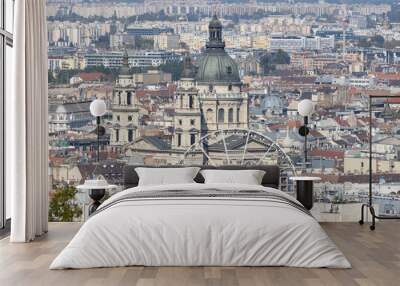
{"left": 84, "top": 50, "right": 180, "bottom": 68}
{"left": 269, "top": 35, "right": 335, "bottom": 52}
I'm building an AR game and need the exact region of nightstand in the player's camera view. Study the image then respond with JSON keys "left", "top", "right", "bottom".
{"left": 289, "top": 177, "right": 321, "bottom": 210}
{"left": 77, "top": 180, "right": 117, "bottom": 215}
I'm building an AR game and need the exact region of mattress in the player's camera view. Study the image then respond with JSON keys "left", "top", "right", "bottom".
{"left": 50, "top": 183, "right": 351, "bottom": 269}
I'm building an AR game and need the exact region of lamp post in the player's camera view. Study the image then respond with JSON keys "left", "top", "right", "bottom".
{"left": 90, "top": 99, "right": 107, "bottom": 162}
{"left": 85, "top": 99, "right": 107, "bottom": 215}
{"left": 298, "top": 99, "right": 314, "bottom": 167}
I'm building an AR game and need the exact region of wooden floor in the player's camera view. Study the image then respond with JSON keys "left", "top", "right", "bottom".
{"left": 0, "top": 222, "right": 399, "bottom": 286}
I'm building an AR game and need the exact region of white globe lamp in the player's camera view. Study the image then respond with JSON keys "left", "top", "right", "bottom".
{"left": 298, "top": 99, "right": 314, "bottom": 117}
{"left": 90, "top": 99, "right": 107, "bottom": 117}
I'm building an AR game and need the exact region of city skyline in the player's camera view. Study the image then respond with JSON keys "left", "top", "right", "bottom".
{"left": 47, "top": 0, "right": 400, "bottom": 221}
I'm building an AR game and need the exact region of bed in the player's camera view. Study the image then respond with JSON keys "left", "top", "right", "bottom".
{"left": 50, "top": 165, "right": 351, "bottom": 269}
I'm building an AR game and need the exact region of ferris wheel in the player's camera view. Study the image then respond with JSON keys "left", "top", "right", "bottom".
{"left": 179, "top": 129, "right": 298, "bottom": 192}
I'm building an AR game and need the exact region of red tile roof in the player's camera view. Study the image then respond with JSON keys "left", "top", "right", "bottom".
{"left": 288, "top": 120, "right": 301, "bottom": 128}
{"left": 372, "top": 72, "right": 400, "bottom": 81}
{"left": 77, "top": 72, "right": 107, "bottom": 82}
{"left": 309, "top": 149, "right": 344, "bottom": 159}
{"left": 335, "top": 117, "right": 351, "bottom": 127}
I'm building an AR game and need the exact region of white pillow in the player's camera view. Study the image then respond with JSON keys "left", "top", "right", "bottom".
{"left": 200, "top": 169, "right": 266, "bottom": 185}
{"left": 136, "top": 167, "right": 200, "bottom": 186}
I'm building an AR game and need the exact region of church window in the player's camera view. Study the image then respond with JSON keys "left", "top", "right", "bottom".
{"left": 177, "top": 134, "right": 182, "bottom": 147}
{"left": 127, "top": 91, "right": 132, "bottom": 105}
{"left": 189, "top": 95, "right": 193, "bottom": 108}
{"left": 206, "top": 109, "right": 213, "bottom": 122}
{"left": 218, "top": 108, "right": 225, "bottom": 123}
{"left": 228, "top": 108, "right": 234, "bottom": 123}
{"left": 128, "top": 130, "right": 134, "bottom": 142}
{"left": 190, "top": 134, "right": 196, "bottom": 145}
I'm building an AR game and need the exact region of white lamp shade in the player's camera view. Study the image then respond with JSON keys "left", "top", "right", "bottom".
{"left": 298, "top": 99, "right": 314, "bottom": 117}
{"left": 90, "top": 99, "right": 107, "bottom": 117}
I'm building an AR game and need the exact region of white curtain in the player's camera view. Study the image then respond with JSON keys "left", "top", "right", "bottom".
{"left": 7, "top": 0, "right": 49, "bottom": 242}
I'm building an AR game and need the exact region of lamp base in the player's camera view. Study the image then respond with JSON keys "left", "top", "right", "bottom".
{"left": 296, "top": 181, "right": 314, "bottom": 210}
{"left": 88, "top": 189, "right": 106, "bottom": 215}
{"left": 298, "top": 125, "right": 309, "bottom": 136}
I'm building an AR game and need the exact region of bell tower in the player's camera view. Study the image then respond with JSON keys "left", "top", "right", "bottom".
{"left": 172, "top": 54, "right": 201, "bottom": 150}
{"left": 111, "top": 50, "right": 140, "bottom": 148}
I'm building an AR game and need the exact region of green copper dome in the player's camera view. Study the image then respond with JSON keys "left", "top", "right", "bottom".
{"left": 195, "top": 16, "right": 241, "bottom": 85}
{"left": 196, "top": 50, "right": 241, "bottom": 84}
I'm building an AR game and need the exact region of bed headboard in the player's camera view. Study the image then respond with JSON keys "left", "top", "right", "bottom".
{"left": 122, "top": 165, "right": 280, "bottom": 190}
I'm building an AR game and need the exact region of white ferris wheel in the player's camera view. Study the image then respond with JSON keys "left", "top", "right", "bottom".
{"left": 179, "top": 129, "right": 297, "bottom": 192}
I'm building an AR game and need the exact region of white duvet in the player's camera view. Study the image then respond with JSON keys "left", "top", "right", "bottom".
{"left": 50, "top": 183, "right": 351, "bottom": 269}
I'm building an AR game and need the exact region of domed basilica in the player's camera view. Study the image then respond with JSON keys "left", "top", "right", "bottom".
{"left": 173, "top": 15, "right": 249, "bottom": 150}
{"left": 111, "top": 16, "right": 249, "bottom": 163}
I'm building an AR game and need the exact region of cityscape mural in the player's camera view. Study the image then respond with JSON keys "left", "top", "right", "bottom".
{"left": 46, "top": 0, "right": 400, "bottom": 222}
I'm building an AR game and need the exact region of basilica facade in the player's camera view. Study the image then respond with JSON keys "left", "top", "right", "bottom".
{"left": 111, "top": 16, "right": 249, "bottom": 163}
{"left": 172, "top": 15, "right": 249, "bottom": 151}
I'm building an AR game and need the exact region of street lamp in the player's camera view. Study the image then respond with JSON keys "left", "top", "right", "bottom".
{"left": 298, "top": 99, "right": 314, "bottom": 166}
{"left": 90, "top": 99, "right": 107, "bottom": 162}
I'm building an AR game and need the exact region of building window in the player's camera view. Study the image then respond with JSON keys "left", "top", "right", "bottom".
{"left": 118, "top": 92, "right": 121, "bottom": 105}
{"left": 209, "top": 84, "right": 213, "bottom": 92}
{"left": 228, "top": 108, "right": 234, "bottom": 123}
{"left": 218, "top": 108, "right": 225, "bottom": 123}
{"left": 237, "top": 108, "right": 240, "bottom": 123}
{"left": 190, "top": 119, "right": 195, "bottom": 125}
{"left": 116, "top": 115, "right": 120, "bottom": 121}
{"left": 190, "top": 134, "right": 196, "bottom": 145}
{"left": 206, "top": 108, "right": 213, "bottom": 122}
{"left": 128, "top": 130, "right": 134, "bottom": 142}
{"left": 188, "top": 95, "right": 193, "bottom": 108}
{"left": 228, "top": 84, "right": 232, "bottom": 91}
{"left": 128, "top": 116, "right": 132, "bottom": 121}
{"left": 115, "top": 129, "right": 120, "bottom": 142}
{"left": 1, "top": 0, "right": 14, "bottom": 229}
{"left": 179, "top": 119, "right": 182, "bottom": 125}
{"left": 127, "top": 91, "right": 132, "bottom": 105}
{"left": 177, "top": 134, "right": 182, "bottom": 147}
{"left": 227, "top": 66, "right": 232, "bottom": 74}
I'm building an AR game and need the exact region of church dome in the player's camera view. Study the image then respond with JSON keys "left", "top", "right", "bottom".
{"left": 196, "top": 50, "right": 241, "bottom": 84}
{"left": 195, "top": 15, "right": 241, "bottom": 85}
